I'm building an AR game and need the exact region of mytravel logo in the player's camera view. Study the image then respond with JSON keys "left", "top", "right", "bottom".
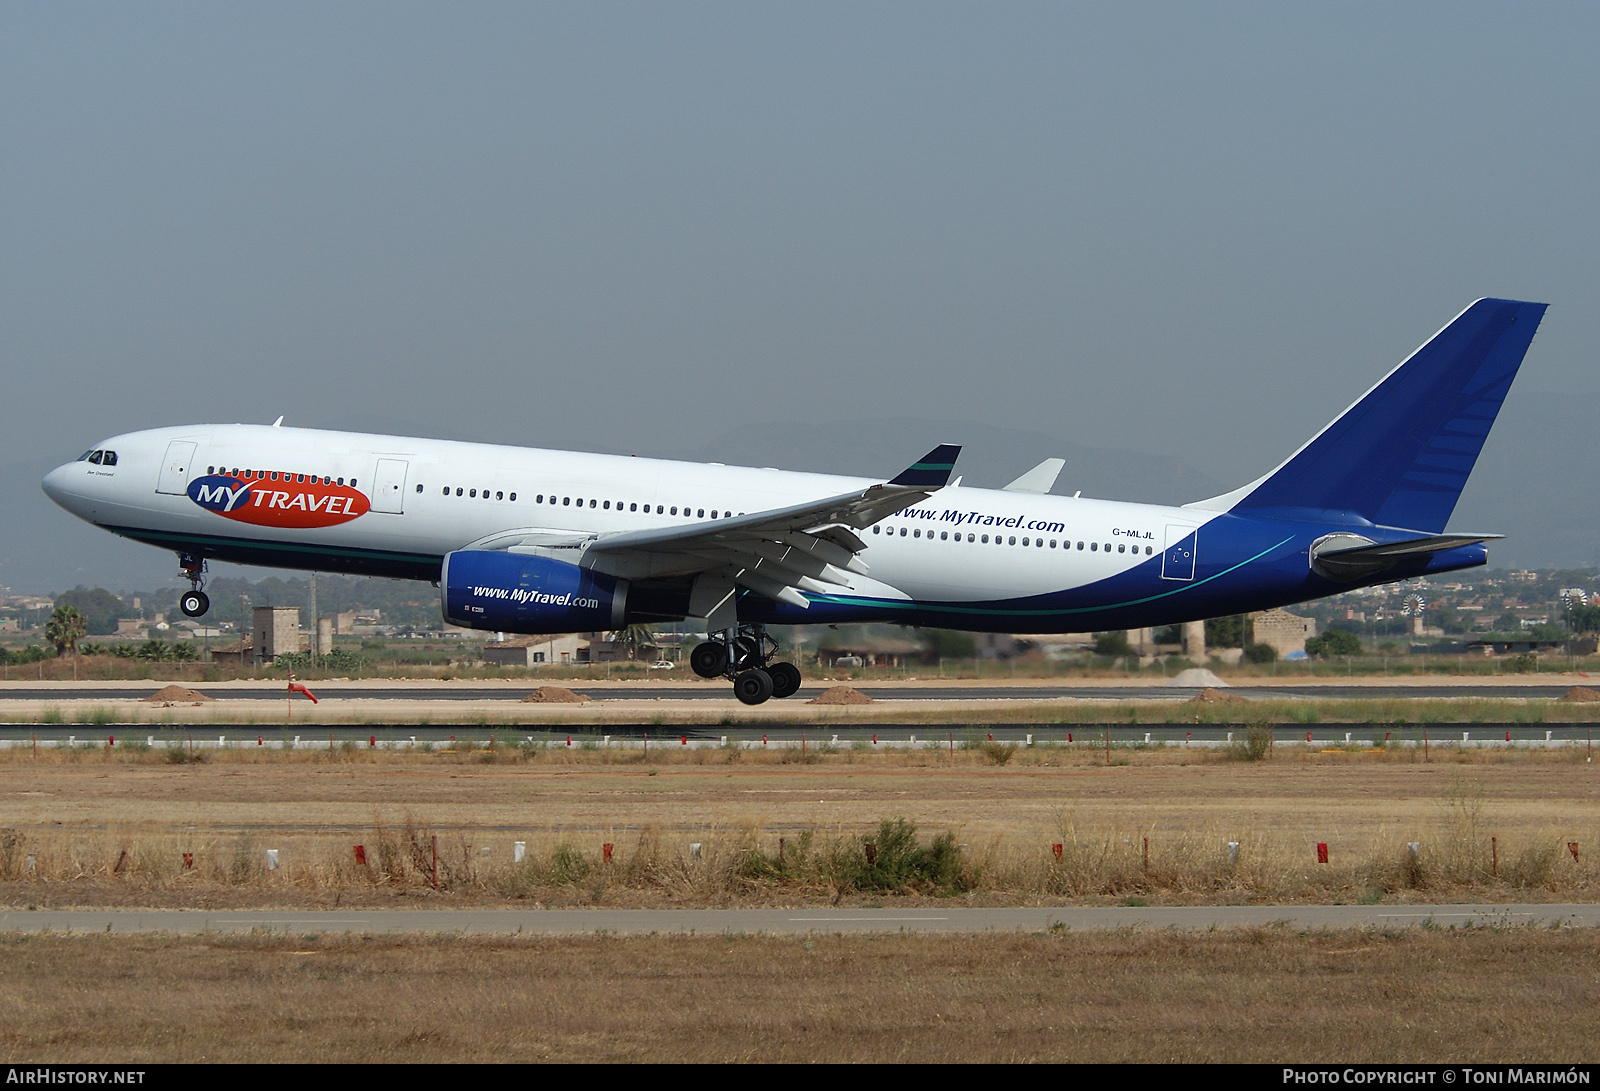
{"left": 187, "top": 473, "right": 370, "bottom": 529}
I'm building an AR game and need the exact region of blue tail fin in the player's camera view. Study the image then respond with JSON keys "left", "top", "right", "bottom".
{"left": 1198, "top": 298, "right": 1546, "bottom": 532}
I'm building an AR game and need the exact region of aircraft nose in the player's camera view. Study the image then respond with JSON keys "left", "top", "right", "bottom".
{"left": 41, "top": 462, "right": 83, "bottom": 512}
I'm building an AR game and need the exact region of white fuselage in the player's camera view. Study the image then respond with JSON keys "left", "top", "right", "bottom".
{"left": 44, "top": 423, "right": 1204, "bottom": 610}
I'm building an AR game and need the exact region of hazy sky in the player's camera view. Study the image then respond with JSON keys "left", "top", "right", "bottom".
{"left": 4, "top": 4, "right": 1598, "bottom": 590}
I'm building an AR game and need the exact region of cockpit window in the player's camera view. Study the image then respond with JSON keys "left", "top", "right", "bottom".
{"left": 101, "top": 451, "right": 117, "bottom": 466}
{"left": 77, "top": 451, "right": 93, "bottom": 462}
{"left": 87, "top": 451, "right": 103, "bottom": 465}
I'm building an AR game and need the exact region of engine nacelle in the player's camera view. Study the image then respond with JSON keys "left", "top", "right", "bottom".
{"left": 442, "top": 550, "right": 628, "bottom": 634}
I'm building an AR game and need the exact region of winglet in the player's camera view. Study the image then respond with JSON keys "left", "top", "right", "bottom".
{"left": 889, "top": 444, "right": 962, "bottom": 487}
{"left": 1002, "top": 458, "right": 1065, "bottom": 494}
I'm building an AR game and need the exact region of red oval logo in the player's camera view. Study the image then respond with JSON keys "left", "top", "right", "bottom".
{"left": 188, "top": 474, "right": 370, "bottom": 529}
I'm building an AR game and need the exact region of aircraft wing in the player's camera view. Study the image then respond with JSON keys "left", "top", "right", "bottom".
{"left": 572, "top": 444, "right": 961, "bottom": 615}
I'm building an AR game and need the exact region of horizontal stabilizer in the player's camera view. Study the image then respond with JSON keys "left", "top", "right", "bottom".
{"left": 1002, "top": 458, "right": 1065, "bottom": 494}
{"left": 1311, "top": 533, "right": 1503, "bottom": 581}
{"left": 889, "top": 444, "right": 962, "bottom": 488}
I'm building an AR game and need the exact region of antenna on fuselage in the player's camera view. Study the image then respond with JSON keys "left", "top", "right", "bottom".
{"left": 271, "top": 416, "right": 284, "bottom": 427}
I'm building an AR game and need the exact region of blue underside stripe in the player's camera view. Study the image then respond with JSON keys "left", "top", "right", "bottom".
{"left": 806, "top": 536, "right": 1296, "bottom": 617}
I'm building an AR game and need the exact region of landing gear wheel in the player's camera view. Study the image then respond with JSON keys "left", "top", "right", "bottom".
{"left": 767, "top": 661, "right": 802, "bottom": 699}
{"left": 179, "top": 590, "right": 210, "bottom": 618}
{"left": 731, "top": 636, "right": 762, "bottom": 672}
{"left": 690, "top": 642, "right": 730, "bottom": 679}
{"left": 733, "top": 669, "right": 773, "bottom": 705}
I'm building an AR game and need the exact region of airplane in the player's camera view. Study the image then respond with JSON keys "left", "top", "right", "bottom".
{"left": 42, "top": 297, "right": 1545, "bottom": 704}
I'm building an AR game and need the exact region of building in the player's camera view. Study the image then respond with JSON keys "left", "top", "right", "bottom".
{"left": 1249, "top": 608, "right": 1316, "bottom": 657}
{"left": 482, "top": 634, "right": 589, "bottom": 667}
{"left": 252, "top": 606, "right": 302, "bottom": 666}
{"left": 114, "top": 618, "right": 147, "bottom": 638}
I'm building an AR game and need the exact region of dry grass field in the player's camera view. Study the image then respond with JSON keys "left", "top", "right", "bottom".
{"left": 0, "top": 743, "right": 1594, "bottom": 908}
{"left": 0, "top": 929, "right": 1595, "bottom": 1062}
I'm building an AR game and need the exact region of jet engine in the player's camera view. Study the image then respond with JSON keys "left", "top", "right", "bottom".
{"left": 441, "top": 550, "right": 627, "bottom": 634}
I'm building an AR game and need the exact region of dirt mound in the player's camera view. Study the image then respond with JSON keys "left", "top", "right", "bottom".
{"left": 1167, "top": 667, "right": 1229, "bottom": 688}
{"left": 520, "top": 686, "right": 592, "bottom": 704}
{"left": 808, "top": 685, "right": 873, "bottom": 705}
{"left": 1186, "top": 687, "right": 1250, "bottom": 706}
{"left": 1561, "top": 686, "right": 1600, "bottom": 703}
{"left": 144, "top": 685, "right": 214, "bottom": 705}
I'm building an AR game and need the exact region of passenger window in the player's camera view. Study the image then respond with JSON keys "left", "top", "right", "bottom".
{"left": 470, "top": 489, "right": 477, "bottom": 498}
{"left": 270, "top": 472, "right": 278, "bottom": 481}
{"left": 1077, "top": 541, "right": 1084, "bottom": 550}
{"left": 1090, "top": 542, "right": 1097, "bottom": 551}
{"left": 1145, "top": 545, "right": 1153, "bottom": 555}
{"left": 350, "top": 480, "right": 357, "bottom": 487}
{"left": 1049, "top": 540, "right": 1057, "bottom": 548}
{"left": 1005, "top": 536, "right": 1013, "bottom": 545}
{"left": 496, "top": 491, "right": 504, "bottom": 500}
{"left": 1118, "top": 544, "right": 1125, "bottom": 553}
{"left": 697, "top": 508, "right": 705, "bottom": 518}
{"left": 297, "top": 474, "right": 305, "bottom": 483}
{"left": 913, "top": 529, "right": 920, "bottom": 538}
{"left": 564, "top": 497, "right": 571, "bottom": 506}
{"left": 589, "top": 499, "right": 596, "bottom": 508}
{"left": 670, "top": 507, "right": 677, "bottom": 515}
{"left": 208, "top": 466, "right": 215, "bottom": 474}
{"left": 656, "top": 505, "right": 664, "bottom": 514}
{"left": 899, "top": 528, "right": 907, "bottom": 537}
{"left": 873, "top": 526, "right": 880, "bottom": 534}
{"left": 536, "top": 495, "right": 544, "bottom": 503}
{"left": 338, "top": 478, "right": 344, "bottom": 486}
{"left": 630, "top": 503, "right": 637, "bottom": 512}
{"left": 442, "top": 487, "right": 449, "bottom": 495}
{"left": 1021, "top": 537, "right": 1029, "bottom": 546}
{"left": 981, "top": 534, "right": 989, "bottom": 544}
{"left": 1104, "top": 543, "right": 1111, "bottom": 552}
{"left": 604, "top": 501, "right": 611, "bottom": 509}
{"left": 416, "top": 484, "right": 423, "bottom": 493}
{"left": 509, "top": 493, "right": 516, "bottom": 501}
{"left": 940, "top": 532, "right": 948, "bottom": 540}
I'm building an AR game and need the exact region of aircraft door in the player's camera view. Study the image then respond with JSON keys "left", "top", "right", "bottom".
{"left": 371, "top": 458, "right": 409, "bottom": 514}
{"left": 156, "top": 441, "right": 199, "bottom": 495}
{"left": 1161, "top": 524, "right": 1198, "bottom": 581}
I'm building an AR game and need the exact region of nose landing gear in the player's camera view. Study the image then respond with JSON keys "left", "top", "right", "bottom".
{"left": 690, "top": 623, "right": 802, "bottom": 704}
{"left": 177, "top": 553, "right": 210, "bottom": 618}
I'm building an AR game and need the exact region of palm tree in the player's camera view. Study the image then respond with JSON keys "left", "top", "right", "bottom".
{"left": 44, "top": 605, "right": 87, "bottom": 658}
{"left": 617, "top": 624, "right": 657, "bottom": 661}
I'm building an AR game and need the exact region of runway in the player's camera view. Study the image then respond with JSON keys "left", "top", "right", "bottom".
{"left": 1, "top": 722, "right": 1593, "bottom": 744}
{"left": 0, "top": 681, "right": 1586, "bottom": 702}
{"left": 0, "top": 903, "right": 1592, "bottom": 935}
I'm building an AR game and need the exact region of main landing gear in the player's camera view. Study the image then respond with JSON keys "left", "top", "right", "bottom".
{"left": 689, "top": 623, "right": 802, "bottom": 705}
{"left": 177, "top": 553, "right": 210, "bottom": 618}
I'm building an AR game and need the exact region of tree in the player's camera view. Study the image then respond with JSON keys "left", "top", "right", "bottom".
{"left": 1205, "top": 615, "right": 1251, "bottom": 649}
{"left": 1494, "top": 613, "right": 1521, "bottom": 633}
{"left": 44, "top": 606, "right": 87, "bottom": 657}
{"left": 1093, "top": 631, "right": 1132, "bottom": 657}
{"left": 1243, "top": 642, "right": 1278, "bottom": 664}
{"left": 616, "top": 624, "right": 658, "bottom": 661}
{"left": 920, "top": 629, "right": 977, "bottom": 660}
{"left": 1567, "top": 603, "right": 1600, "bottom": 634}
{"left": 1306, "top": 629, "right": 1361, "bottom": 657}
{"left": 53, "top": 588, "right": 127, "bottom": 636}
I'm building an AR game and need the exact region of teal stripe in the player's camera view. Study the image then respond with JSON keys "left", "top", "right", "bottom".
{"left": 809, "top": 536, "right": 1296, "bottom": 617}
